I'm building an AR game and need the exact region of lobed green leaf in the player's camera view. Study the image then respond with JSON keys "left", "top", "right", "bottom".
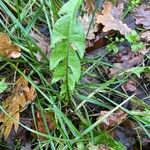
{"left": 50, "top": 0, "right": 85, "bottom": 98}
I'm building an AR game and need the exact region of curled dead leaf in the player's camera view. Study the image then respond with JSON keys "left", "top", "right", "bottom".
{"left": 96, "top": 2, "right": 131, "bottom": 35}
{"left": 0, "top": 33, "right": 21, "bottom": 58}
{"left": 0, "top": 76, "right": 36, "bottom": 139}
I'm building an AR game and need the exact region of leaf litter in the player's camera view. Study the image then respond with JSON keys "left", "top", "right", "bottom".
{"left": 32, "top": 109, "right": 56, "bottom": 140}
{"left": 95, "top": 2, "right": 131, "bottom": 35}
{"left": 134, "top": 4, "right": 150, "bottom": 29}
{"left": 0, "top": 0, "right": 150, "bottom": 149}
{"left": 0, "top": 76, "right": 36, "bottom": 139}
{"left": 0, "top": 33, "right": 21, "bottom": 58}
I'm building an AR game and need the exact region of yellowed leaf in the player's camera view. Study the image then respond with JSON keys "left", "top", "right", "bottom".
{"left": 0, "top": 76, "right": 36, "bottom": 140}
{"left": 0, "top": 33, "right": 21, "bottom": 58}
{"left": 96, "top": 2, "right": 131, "bottom": 35}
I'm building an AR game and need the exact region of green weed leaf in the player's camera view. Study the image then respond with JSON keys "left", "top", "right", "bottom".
{"left": 0, "top": 79, "right": 7, "bottom": 93}
{"left": 95, "top": 131, "right": 126, "bottom": 150}
{"left": 50, "top": 0, "right": 85, "bottom": 98}
{"left": 125, "top": 30, "right": 144, "bottom": 52}
{"left": 131, "top": 109, "right": 150, "bottom": 125}
{"left": 126, "top": 66, "right": 150, "bottom": 78}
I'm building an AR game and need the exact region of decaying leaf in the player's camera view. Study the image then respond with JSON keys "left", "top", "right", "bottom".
{"left": 96, "top": 2, "right": 131, "bottom": 35}
{"left": 98, "top": 110, "right": 127, "bottom": 130}
{"left": 0, "top": 33, "right": 21, "bottom": 58}
{"left": 0, "top": 76, "right": 36, "bottom": 139}
{"left": 79, "top": 14, "right": 98, "bottom": 40}
{"left": 134, "top": 4, "right": 150, "bottom": 29}
{"left": 140, "top": 31, "right": 150, "bottom": 42}
{"left": 30, "top": 31, "right": 50, "bottom": 61}
{"left": 32, "top": 110, "right": 56, "bottom": 140}
{"left": 108, "top": 50, "right": 144, "bottom": 78}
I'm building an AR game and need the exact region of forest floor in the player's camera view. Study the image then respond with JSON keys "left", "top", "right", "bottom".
{"left": 0, "top": 0, "right": 150, "bottom": 150}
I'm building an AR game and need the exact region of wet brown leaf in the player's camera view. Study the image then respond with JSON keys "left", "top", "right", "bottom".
{"left": 32, "top": 110, "right": 56, "bottom": 140}
{"left": 0, "top": 76, "right": 36, "bottom": 140}
{"left": 96, "top": 2, "right": 131, "bottom": 35}
{"left": 134, "top": 4, "right": 150, "bottom": 29}
{"left": 0, "top": 33, "right": 21, "bottom": 58}
{"left": 108, "top": 50, "right": 144, "bottom": 77}
{"left": 98, "top": 110, "right": 127, "bottom": 130}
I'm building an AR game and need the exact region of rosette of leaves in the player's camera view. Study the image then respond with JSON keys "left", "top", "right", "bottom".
{"left": 50, "top": 0, "right": 85, "bottom": 99}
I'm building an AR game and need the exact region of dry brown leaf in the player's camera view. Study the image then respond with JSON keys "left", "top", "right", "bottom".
{"left": 0, "top": 76, "right": 36, "bottom": 139}
{"left": 30, "top": 31, "right": 50, "bottom": 61}
{"left": 134, "top": 4, "right": 150, "bottom": 29}
{"left": 84, "top": 0, "right": 95, "bottom": 14}
{"left": 108, "top": 52, "right": 144, "bottom": 78}
{"left": 0, "top": 33, "right": 21, "bottom": 58}
{"left": 96, "top": 2, "right": 131, "bottom": 35}
{"left": 32, "top": 110, "right": 56, "bottom": 140}
{"left": 79, "top": 14, "right": 98, "bottom": 40}
{"left": 98, "top": 110, "right": 127, "bottom": 130}
{"left": 140, "top": 31, "right": 150, "bottom": 42}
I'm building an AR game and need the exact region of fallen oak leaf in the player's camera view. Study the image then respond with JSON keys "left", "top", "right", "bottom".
{"left": 0, "top": 76, "right": 36, "bottom": 140}
{"left": 0, "top": 33, "right": 21, "bottom": 58}
{"left": 96, "top": 2, "right": 131, "bottom": 35}
{"left": 134, "top": 4, "right": 150, "bottom": 29}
